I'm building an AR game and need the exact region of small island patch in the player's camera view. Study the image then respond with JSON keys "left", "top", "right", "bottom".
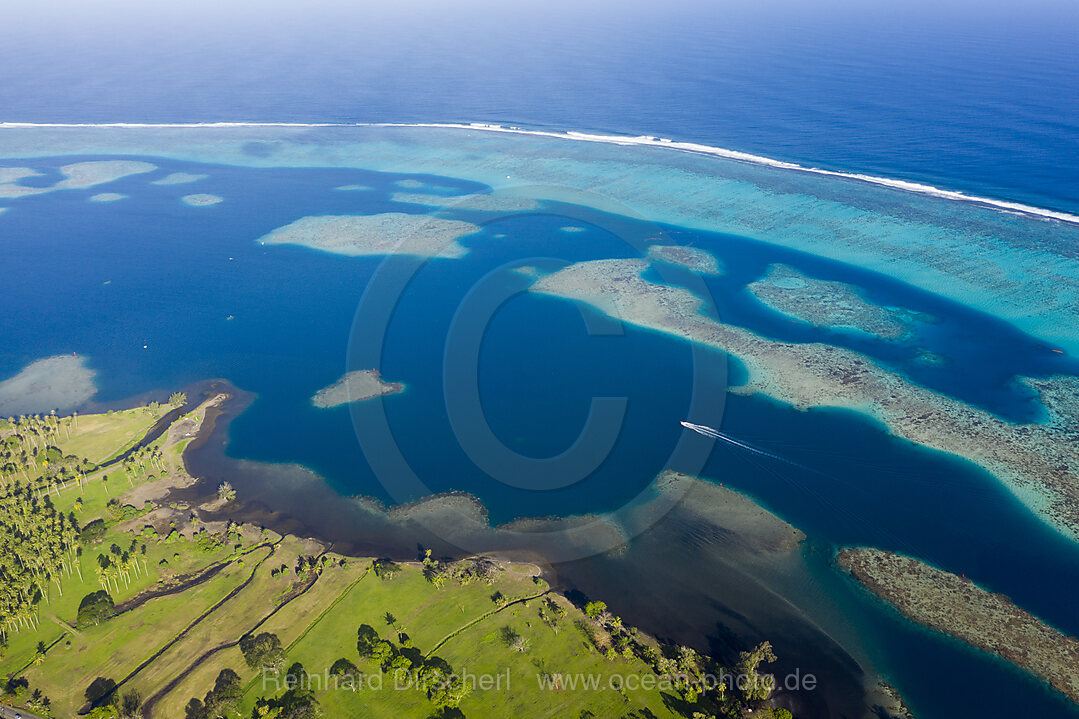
{"left": 311, "top": 369, "right": 405, "bottom": 408}
{"left": 748, "top": 264, "right": 913, "bottom": 338}
{"left": 0, "top": 167, "right": 41, "bottom": 184}
{"left": 89, "top": 192, "right": 126, "bottom": 202}
{"left": 152, "top": 172, "right": 207, "bottom": 185}
{"left": 0, "top": 160, "right": 156, "bottom": 199}
{"left": 646, "top": 245, "right": 723, "bottom": 275}
{"left": 181, "top": 193, "right": 223, "bottom": 207}
{"left": 259, "top": 213, "right": 481, "bottom": 259}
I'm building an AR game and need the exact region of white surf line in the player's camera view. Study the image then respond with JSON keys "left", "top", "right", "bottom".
{"left": 4, "top": 120, "right": 1078, "bottom": 226}
{"left": 0, "top": 121, "right": 352, "bottom": 128}
{"left": 378, "top": 123, "right": 1079, "bottom": 227}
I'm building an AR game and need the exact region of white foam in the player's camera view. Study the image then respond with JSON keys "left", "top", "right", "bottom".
{"left": 2, "top": 121, "right": 1077, "bottom": 226}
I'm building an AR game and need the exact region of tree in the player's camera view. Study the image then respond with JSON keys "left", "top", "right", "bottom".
{"left": 77, "top": 590, "right": 115, "bottom": 628}
{"left": 356, "top": 624, "right": 380, "bottom": 658}
{"left": 370, "top": 640, "right": 395, "bottom": 669}
{"left": 372, "top": 557, "right": 398, "bottom": 579}
{"left": 80, "top": 518, "right": 108, "bottom": 543}
{"left": 169, "top": 392, "right": 187, "bottom": 407}
{"left": 85, "top": 676, "right": 117, "bottom": 706}
{"left": 330, "top": 658, "right": 358, "bottom": 677}
{"left": 217, "top": 481, "right": 236, "bottom": 502}
{"left": 736, "top": 641, "right": 778, "bottom": 702}
{"left": 184, "top": 698, "right": 209, "bottom": 719}
{"left": 584, "top": 600, "right": 607, "bottom": 619}
{"left": 240, "top": 632, "right": 285, "bottom": 671}
{"left": 204, "top": 668, "right": 242, "bottom": 713}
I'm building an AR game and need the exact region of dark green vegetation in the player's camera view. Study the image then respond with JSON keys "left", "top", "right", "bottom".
{"left": 76, "top": 590, "right": 114, "bottom": 628}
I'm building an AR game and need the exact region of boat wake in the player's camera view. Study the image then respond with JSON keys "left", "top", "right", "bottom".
{"left": 2, "top": 120, "right": 1077, "bottom": 226}
{"left": 681, "top": 421, "right": 808, "bottom": 469}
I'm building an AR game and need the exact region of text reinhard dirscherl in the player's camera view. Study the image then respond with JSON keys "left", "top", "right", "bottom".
{"left": 261, "top": 667, "right": 817, "bottom": 694}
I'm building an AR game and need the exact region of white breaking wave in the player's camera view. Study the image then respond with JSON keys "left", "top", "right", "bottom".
{"left": 3, "top": 120, "right": 1077, "bottom": 226}
{"left": 0, "top": 121, "right": 350, "bottom": 128}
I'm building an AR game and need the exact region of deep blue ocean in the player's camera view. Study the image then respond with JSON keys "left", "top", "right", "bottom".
{"left": 2, "top": 1, "right": 1078, "bottom": 717}
{"left": 2, "top": 0, "right": 1078, "bottom": 214}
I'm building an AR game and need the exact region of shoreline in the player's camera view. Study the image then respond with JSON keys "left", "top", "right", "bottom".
{"left": 169, "top": 383, "right": 890, "bottom": 718}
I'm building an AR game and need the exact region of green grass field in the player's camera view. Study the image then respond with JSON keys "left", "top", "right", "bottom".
{"left": 57, "top": 406, "right": 168, "bottom": 464}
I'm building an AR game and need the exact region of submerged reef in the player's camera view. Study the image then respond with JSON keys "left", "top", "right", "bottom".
{"left": 0, "top": 160, "right": 156, "bottom": 199}
{"left": 151, "top": 171, "right": 207, "bottom": 185}
{"left": 181, "top": 193, "right": 223, "bottom": 206}
{"left": 0, "top": 167, "right": 40, "bottom": 184}
{"left": 838, "top": 548, "right": 1079, "bottom": 704}
{"left": 258, "top": 212, "right": 481, "bottom": 259}
{"left": 531, "top": 258, "right": 1079, "bottom": 538}
{"left": 392, "top": 191, "right": 541, "bottom": 212}
{"left": 89, "top": 192, "right": 126, "bottom": 202}
{"left": 748, "top": 264, "right": 914, "bottom": 338}
{"left": 646, "top": 244, "right": 723, "bottom": 275}
{"left": 0, "top": 354, "right": 97, "bottom": 416}
{"left": 311, "top": 369, "right": 405, "bottom": 408}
